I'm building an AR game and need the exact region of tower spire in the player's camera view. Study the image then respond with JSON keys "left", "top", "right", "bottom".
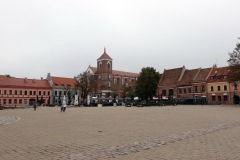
{"left": 104, "top": 47, "right": 106, "bottom": 53}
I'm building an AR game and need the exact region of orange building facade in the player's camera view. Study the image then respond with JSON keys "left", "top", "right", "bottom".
{"left": 0, "top": 75, "right": 52, "bottom": 107}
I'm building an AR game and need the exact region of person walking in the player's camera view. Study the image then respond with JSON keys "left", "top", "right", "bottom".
{"left": 63, "top": 103, "right": 66, "bottom": 112}
{"left": 61, "top": 95, "right": 67, "bottom": 112}
{"left": 34, "top": 103, "right": 37, "bottom": 111}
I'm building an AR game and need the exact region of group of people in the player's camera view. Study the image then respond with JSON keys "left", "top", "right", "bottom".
{"left": 33, "top": 103, "right": 67, "bottom": 112}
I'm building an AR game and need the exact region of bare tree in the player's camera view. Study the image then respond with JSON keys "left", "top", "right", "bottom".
{"left": 75, "top": 72, "right": 97, "bottom": 103}
{"left": 227, "top": 37, "right": 240, "bottom": 82}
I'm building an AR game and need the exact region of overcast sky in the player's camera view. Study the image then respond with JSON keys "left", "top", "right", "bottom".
{"left": 0, "top": 0, "right": 240, "bottom": 79}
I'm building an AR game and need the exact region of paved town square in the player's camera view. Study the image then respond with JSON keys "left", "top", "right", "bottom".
{"left": 1, "top": 105, "right": 240, "bottom": 160}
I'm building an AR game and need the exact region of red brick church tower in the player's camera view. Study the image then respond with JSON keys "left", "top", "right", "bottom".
{"left": 97, "top": 48, "right": 113, "bottom": 93}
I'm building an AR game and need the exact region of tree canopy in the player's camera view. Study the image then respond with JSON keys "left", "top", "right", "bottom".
{"left": 227, "top": 37, "right": 240, "bottom": 82}
{"left": 135, "top": 67, "right": 160, "bottom": 101}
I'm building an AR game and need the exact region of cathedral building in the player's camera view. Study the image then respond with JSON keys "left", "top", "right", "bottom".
{"left": 86, "top": 48, "right": 139, "bottom": 98}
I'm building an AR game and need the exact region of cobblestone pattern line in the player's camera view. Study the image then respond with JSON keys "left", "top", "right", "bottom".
{"left": 0, "top": 115, "right": 20, "bottom": 126}
{"left": 70, "top": 121, "right": 240, "bottom": 160}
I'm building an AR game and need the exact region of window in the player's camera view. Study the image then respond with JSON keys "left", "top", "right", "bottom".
{"left": 3, "top": 99, "right": 6, "bottom": 104}
{"left": 184, "top": 89, "right": 186, "bottom": 94}
{"left": 43, "top": 91, "right": 46, "bottom": 95}
{"left": 20, "top": 90, "right": 22, "bottom": 95}
{"left": 9, "top": 99, "right": 12, "bottom": 104}
{"left": 211, "top": 86, "right": 214, "bottom": 91}
{"left": 24, "top": 91, "right": 27, "bottom": 95}
{"left": 218, "top": 96, "right": 221, "bottom": 101}
{"left": 108, "top": 82, "right": 111, "bottom": 88}
{"left": 188, "top": 88, "right": 191, "bottom": 93}
{"left": 64, "top": 91, "right": 66, "bottom": 96}
{"left": 162, "top": 90, "right": 166, "bottom": 96}
{"left": 194, "top": 86, "right": 197, "bottom": 92}
{"left": 19, "top": 99, "right": 22, "bottom": 104}
{"left": 9, "top": 90, "right": 12, "bottom": 95}
{"left": 39, "top": 91, "right": 41, "bottom": 95}
{"left": 54, "top": 91, "right": 57, "bottom": 96}
{"left": 14, "top": 99, "right": 17, "bottom": 104}
{"left": 224, "top": 85, "right": 227, "bottom": 91}
{"left": 99, "top": 62, "right": 102, "bottom": 69}
{"left": 24, "top": 99, "right": 27, "bottom": 104}
{"left": 107, "top": 62, "right": 111, "bottom": 69}
{"left": 48, "top": 91, "right": 50, "bottom": 95}
{"left": 0, "top": 90, "right": 1, "bottom": 94}
{"left": 99, "top": 74, "right": 102, "bottom": 79}
{"left": 212, "top": 96, "right": 216, "bottom": 101}
{"left": 30, "top": 91, "right": 32, "bottom": 95}
{"left": 169, "top": 89, "right": 174, "bottom": 96}
{"left": 59, "top": 91, "right": 62, "bottom": 96}
{"left": 117, "top": 78, "right": 120, "bottom": 85}
{"left": 178, "top": 89, "right": 182, "bottom": 94}
{"left": 201, "top": 85, "right": 205, "bottom": 92}
{"left": 15, "top": 90, "right": 17, "bottom": 95}
{"left": 217, "top": 86, "right": 221, "bottom": 91}
{"left": 108, "top": 74, "right": 111, "bottom": 80}
{"left": 4, "top": 90, "right": 7, "bottom": 94}
{"left": 224, "top": 96, "right": 228, "bottom": 101}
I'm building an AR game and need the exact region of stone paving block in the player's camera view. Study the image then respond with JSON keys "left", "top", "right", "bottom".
{"left": 1, "top": 105, "right": 240, "bottom": 159}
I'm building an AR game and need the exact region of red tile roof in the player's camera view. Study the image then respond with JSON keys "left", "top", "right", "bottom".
{"left": 89, "top": 67, "right": 139, "bottom": 78}
{"left": 207, "top": 66, "right": 230, "bottom": 83}
{"left": 178, "top": 68, "right": 200, "bottom": 86}
{"left": 112, "top": 70, "right": 139, "bottom": 77}
{"left": 0, "top": 75, "right": 51, "bottom": 89}
{"left": 159, "top": 67, "right": 184, "bottom": 86}
{"left": 193, "top": 68, "right": 212, "bottom": 83}
{"left": 51, "top": 76, "right": 77, "bottom": 87}
{"left": 90, "top": 67, "right": 97, "bottom": 73}
{"left": 97, "top": 53, "right": 112, "bottom": 60}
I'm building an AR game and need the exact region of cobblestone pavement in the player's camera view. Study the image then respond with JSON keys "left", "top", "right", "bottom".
{"left": 0, "top": 115, "right": 20, "bottom": 126}
{"left": 0, "top": 105, "right": 240, "bottom": 160}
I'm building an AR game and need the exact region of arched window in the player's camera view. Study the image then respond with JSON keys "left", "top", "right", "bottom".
{"left": 107, "top": 62, "right": 111, "bottom": 69}
{"left": 108, "top": 82, "right": 111, "bottom": 88}
{"left": 108, "top": 74, "right": 111, "bottom": 79}
{"left": 99, "top": 62, "right": 102, "bottom": 69}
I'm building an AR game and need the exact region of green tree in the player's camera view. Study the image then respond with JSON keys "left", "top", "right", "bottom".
{"left": 227, "top": 37, "right": 240, "bottom": 82}
{"left": 75, "top": 72, "right": 97, "bottom": 103}
{"left": 135, "top": 67, "right": 160, "bottom": 101}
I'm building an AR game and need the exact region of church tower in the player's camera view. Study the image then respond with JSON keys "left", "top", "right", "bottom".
{"left": 97, "top": 48, "right": 113, "bottom": 91}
